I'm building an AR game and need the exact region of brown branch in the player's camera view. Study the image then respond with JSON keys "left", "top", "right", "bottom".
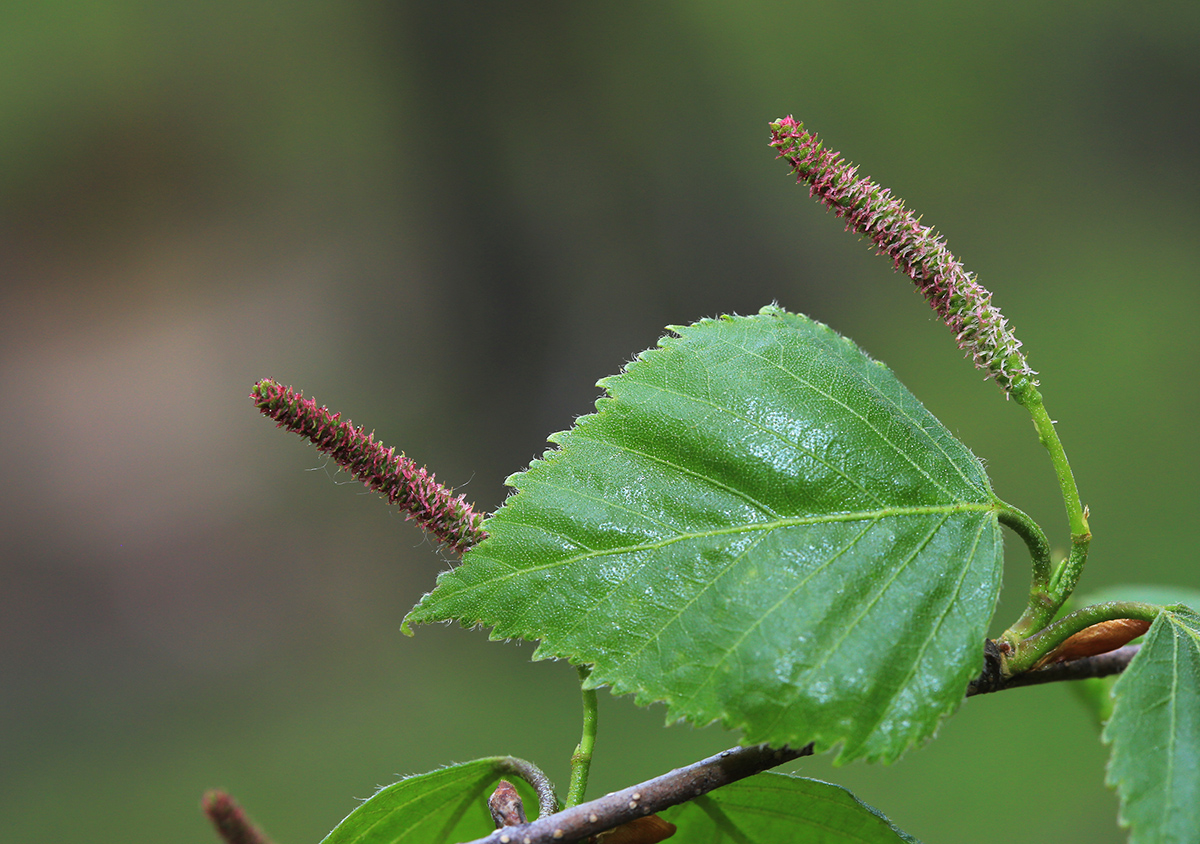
{"left": 458, "top": 643, "right": 1141, "bottom": 844}
{"left": 967, "top": 643, "right": 1140, "bottom": 696}
{"left": 458, "top": 743, "right": 812, "bottom": 844}
{"left": 193, "top": 644, "right": 1138, "bottom": 844}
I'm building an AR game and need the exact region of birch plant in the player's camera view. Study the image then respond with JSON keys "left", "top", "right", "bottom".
{"left": 214, "top": 117, "right": 1200, "bottom": 844}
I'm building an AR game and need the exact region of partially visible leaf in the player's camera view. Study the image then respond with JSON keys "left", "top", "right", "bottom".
{"left": 320, "top": 758, "right": 539, "bottom": 844}
{"left": 1104, "top": 607, "right": 1200, "bottom": 843}
{"left": 661, "top": 772, "right": 918, "bottom": 842}
{"left": 1066, "top": 586, "right": 1200, "bottom": 726}
{"left": 406, "top": 307, "right": 1004, "bottom": 763}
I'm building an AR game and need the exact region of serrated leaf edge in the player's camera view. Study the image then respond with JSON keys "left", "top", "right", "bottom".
{"left": 403, "top": 309, "right": 1003, "bottom": 763}
{"left": 1103, "top": 608, "right": 1200, "bottom": 840}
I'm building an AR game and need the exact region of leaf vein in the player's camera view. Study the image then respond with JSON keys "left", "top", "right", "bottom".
{"left": 712, "top": 329, "right": 980, "bottom": 500}
{"left": 614, "top": 370, "right": 881, "bottom": 510}
{"left": 676, "top": 519, "right": 879, "bottom": 711}
{"left": 566, "top": 429, "right": 783, "bottom": 520}
{"left": 761, "top": 513, "right": 952, "bottom": 741}
{"left": 450, "top": 504, "right": 991, "bottom": 601}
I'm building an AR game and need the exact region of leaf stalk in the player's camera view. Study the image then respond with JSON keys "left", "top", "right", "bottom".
{"left": 1012, "top": 382, "right": 1089, "bottom": 542}
{"left": 1000, "top": 381, "right": 1093, "bottom": 644}
{"left": 995, "top": 500, "right": 1058, "bottom": 642}
{"left": 566, "top": 665, "right": 598, "bottom": 808}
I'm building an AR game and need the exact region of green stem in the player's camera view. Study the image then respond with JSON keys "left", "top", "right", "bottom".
{"left": 1012, "top": 382, "right": 1088, "bottom": 539}
{"left": 996, "top": 501, "right": 1052, "bottom": 591}
{"left": 1006, "top": 601, "right": 1161, "bottom": 675}
{"left": 1010, "top": 380, "right": 1092, "bottom": 617}
{"left": 1048, "top": 533, "right": 1092, "bottom": 601}
{"left": 566, "top": 665, "right": 598, "bottom": 808}
{"left": 995, "top": 501, "right": 1056, "bottom": 642}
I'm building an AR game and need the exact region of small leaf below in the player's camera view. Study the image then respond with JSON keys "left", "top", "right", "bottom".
{"left": 406, "top": 307, "right": 1004, "bottom": 762}
{"left": 661, "top": 772, "right": 918, "bottom": 842}
{"left": 1104, "top": 606, "right": 1200, "bottom": 843}
{"left": 319, "top": 758, "right": 538, "bottom": 844}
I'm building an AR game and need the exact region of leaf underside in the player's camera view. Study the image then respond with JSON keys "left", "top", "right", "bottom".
{"left": 319, "top": 758, "right": 537, "bottom": 844}
{"left": 405, "top": 306, "right": 1003, "bottom": 763}
{"left": 662, "top": 772, "right": 919, "bottom": 843}
{"left": 1104, "top": 606, "right": 1200, "bottom": 843}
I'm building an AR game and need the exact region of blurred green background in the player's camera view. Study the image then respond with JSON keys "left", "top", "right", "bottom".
{"left": 3, "top": 3, "right": 1198, "bottom": 842}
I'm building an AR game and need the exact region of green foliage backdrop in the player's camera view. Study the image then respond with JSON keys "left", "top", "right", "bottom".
{"left": 2, "top": 4, "right": 1198, "bottom": 843}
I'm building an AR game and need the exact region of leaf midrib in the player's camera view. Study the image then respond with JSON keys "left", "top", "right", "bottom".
{"left": 445, "top": 502, "right": 995, "bottom": 605}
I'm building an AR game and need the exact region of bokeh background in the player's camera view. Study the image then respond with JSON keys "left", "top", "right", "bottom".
{"left": 3, "top": 3, "right": 1198, "bottom": 842}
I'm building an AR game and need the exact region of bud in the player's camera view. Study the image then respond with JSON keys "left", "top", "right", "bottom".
{"left": 592, "top": 815, "right": 677, "bottom": 844}
{"left": 1032, "top": 617, "right": 1151, "bottom": 669}
{"left": 489, "top": 780, "right": 528, "bottom": 828}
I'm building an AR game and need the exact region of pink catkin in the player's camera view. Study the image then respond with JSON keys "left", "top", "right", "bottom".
{"left": 769, "top": 116, "right": 1035, "bottom": 394}
{"left": 251, "top": 380, "right": 487, "bottom": 554}
{"left": 202, "top": 791, "right": 274, "bottom": 844}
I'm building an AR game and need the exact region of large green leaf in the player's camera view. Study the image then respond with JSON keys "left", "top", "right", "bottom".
{"left": 319, "top": 758, "right": 539, "bottom": 844}
{"left": 1104, "top": 607, "right": 1200, "bottom": 843}
{"left": 661, "top": 772, "right": 918, "bottom": 842}
{"left": 405, "top": 306, "right": 1004, "bottom": 762}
